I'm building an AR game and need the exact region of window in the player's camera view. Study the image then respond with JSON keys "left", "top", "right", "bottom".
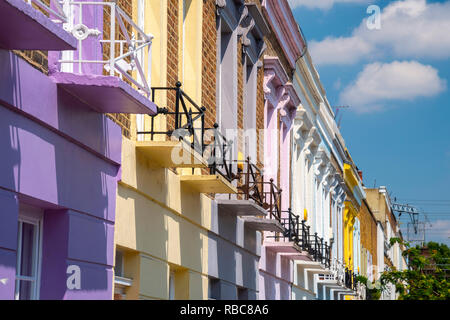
{"left": 208, "top": 278, "right": 220, "bottom": 300}
{"left": 15, "top": 206, "right": 43, "bottom": 300}
{"left": 114, "top": 249, "right": 134, "bottom": 300}
{"left": 237, "top": 286, "right": 248, "bottom": 300}
{"left": 169, "top": 271, "right": 175, "bottom": 300}
{"left": 114, "top": 250, "right": 124, "bottom": 277}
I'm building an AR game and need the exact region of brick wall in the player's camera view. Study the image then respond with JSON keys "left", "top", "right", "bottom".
{"left": 264, "top": 32, "right": 293, "bottom": 79}
{"left": 103, "top": 0, "right": 134, "bottom": 139}
{"left": 166, "top": 0, "right": 179, "bottom": 133}
{"left": 12, "top": 50, "right": 48, "bottom": 74}
{"left": 237, "top": 42, "right": 244, "bottom": 157}
{"left": 202, "top": 0, "right": 217, "bottom": 130}
{"left": 11, "top": 0, "right": 50, "bottom": 74}
{"left": 256, "top": 64, "right": 264, "bottom": 168}
{"left": 359, "top": 200, "right": 378, "bottom": 270}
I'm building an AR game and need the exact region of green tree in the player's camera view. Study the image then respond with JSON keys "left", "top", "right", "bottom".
{"left": 379, "top": 239, "right": 450, "bottom": 300}
{"left": 354, "top": 275, "right": 381, "bottom": 300}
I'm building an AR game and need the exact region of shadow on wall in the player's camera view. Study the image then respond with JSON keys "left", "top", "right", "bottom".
{"left": 179, "top": 184, "right": 204, "bottom": 290}
{"left": 216, "top": 212, "right": 238, "bottom": 297}
{"left": 0, "top": 50, "right": 120, "bottom": 299}
{"left": 263, "top": 248, "right": 277, "bottom": 299}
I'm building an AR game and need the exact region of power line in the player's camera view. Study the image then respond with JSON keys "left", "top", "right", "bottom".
{"left": 396, "top": 199, "right": 450, "bottom": 202}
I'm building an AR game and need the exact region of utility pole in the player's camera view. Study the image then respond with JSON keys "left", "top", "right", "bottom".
{"left": 333, "top": 106, "right": 350, "bottom": 129}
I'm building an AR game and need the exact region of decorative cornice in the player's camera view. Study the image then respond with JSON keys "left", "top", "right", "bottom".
{"left": 304, "top": 127, "right": 321, "bottom": 156}
{"left": 284, "top": 82, "right": 300, "bottom": 106}
{"left": 294, "top": 107, "right": 313, "bottom": 143}
{"left": 237, "top": 6, "right": 253, "bottom": 47}
{"left": 323, "top": 164, "right": 336, "bottom": 188}
{"left": 313, "top": 149, "right": 330, "bottom": 177}
{"left": 264, "top": 57, "right": 301, "bottom": 129}
{"left": 216, "top": 0, "right": 226, "bottom": 8}
{"left": 263, "top": 56, "right": 288, "bottom": 99}
{"left": 246, "top": 3, "right": 271, "bottom": 37}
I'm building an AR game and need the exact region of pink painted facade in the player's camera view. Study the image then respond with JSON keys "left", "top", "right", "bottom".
{"left": 259, "top": 0, "right": 305, "bottom": 300}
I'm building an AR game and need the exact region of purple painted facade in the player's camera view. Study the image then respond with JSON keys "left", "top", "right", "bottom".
{"left": 0, "top": 2, "right": 123, "bottom": 300}
{"left": 0, "top": 0, "right": 77, "bottom": 50}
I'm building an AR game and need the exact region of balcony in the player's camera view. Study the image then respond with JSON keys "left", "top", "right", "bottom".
{"left": 0, "top": 0, "right": 77, "bottom": 50}
{"left": 136, "top": 140, "right": 208, "bottom": 169}
{"left": 180, "top": 175, "right": 237, "bottom": 194}
{"left": 50, "top": 1, "right": 157, "bottom": 115}
{"left": 344, "top": 268, "right": 357, "bottom": 291}
{"left": 238, "top": 175, "right": 284, "bottom": 233}
{"left": 138, "top": 82, "right": 238, "bottom": 194}
{"left": 307, "top": 233, "right": 332, "bottom": 269}
{"left": 137, "top": 83, "right": 210, "bottom": 169}
{"left": 217, "top": 158, "right": 268, "bottom": 216}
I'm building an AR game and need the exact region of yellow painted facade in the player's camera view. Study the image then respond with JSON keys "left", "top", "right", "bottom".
{"left": 114, "top": 0, "right": 212, "bottom": 300}
{"left": 343, "top": 200, "right": 358, "bottom": 271}
{"left": 343, "top": 163, "right": 360, "bottom": 272}
{"left": 342, "top": 162, "right": 363, "bottom": 300}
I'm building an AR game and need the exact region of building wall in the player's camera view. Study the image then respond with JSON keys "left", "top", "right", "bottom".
{"left": 0, "top": 47, "right": 121, "bottom": 299}
{"left": 114, "top": 0, "right": 211, "bottom": 300}
{"left": 115, "top": 138, "right": 211, "bottom": 299}
{"left": 202, "top": 0, "right": 217, "bottom": 130}
{"left": 210, "top": 0, "right": 263, "bottom": 300}
{"left": 259, "top": 0, "right": 306, "bottom": 300}
{"left": 358, "top": 199, "right": 378, "bottom": 280}
{"left": 208, "top": 209, "right": 261, "bottom": 299}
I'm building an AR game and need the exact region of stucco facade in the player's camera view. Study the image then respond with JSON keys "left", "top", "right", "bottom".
{"left": 0, "top": 0, "right": 409, "bottom": 301}
{"left": 0, "top": 0, "right": 126, "bottom": 300}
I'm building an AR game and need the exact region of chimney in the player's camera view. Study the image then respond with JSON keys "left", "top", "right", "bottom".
{"left": 358, "top": 170, "right": 363, "bottom": 183}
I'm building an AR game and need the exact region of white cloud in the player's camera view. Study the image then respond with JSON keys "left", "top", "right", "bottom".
{"left": 288, "top": 0, "right": 370, "bottom": 10}
{"left": 309, "top": 36, "right": 373, "bottom": 65}
{"left": 339, "top": 61, "right": 446, "bottom": 112}
{"left": 309, "top": 0, "right": 450, "bottom": 65}
{"left": 427, "top": 220, "right": 450, "bottom": 243}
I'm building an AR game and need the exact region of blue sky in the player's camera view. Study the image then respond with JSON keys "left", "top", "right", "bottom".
{"left": 290, "top": 0, "right": 450, "bottom": 245}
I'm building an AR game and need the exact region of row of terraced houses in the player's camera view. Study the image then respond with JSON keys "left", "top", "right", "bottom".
{"left": 0, "top": 0, "right": 407, "bottom": 300}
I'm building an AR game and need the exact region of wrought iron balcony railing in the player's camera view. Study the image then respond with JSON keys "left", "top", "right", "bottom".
{"left": 263, "top": 207, "right": 332, "bottom": 269}
{"left": 138, "top": 82, "right": 206, "bottom": 152}
{"left": 206, "top": 125, "right": 238, "bottom": 183}
{"left": 137, "top": 82, "right": 238, "bottom": 183}
{"left": 266, "top": 208, "right": 299, "bottom": 243}
{"left": 344, "top": 268, "right": 357, "bottom": 291}
{"left": 232, "top": 157, "right": 282, "bottom": 222}
{"left": 282, "top": 208, "right": 300, "bottom": 243}
{"left": 58, "top": 1, "right": 153, "bottom": 97}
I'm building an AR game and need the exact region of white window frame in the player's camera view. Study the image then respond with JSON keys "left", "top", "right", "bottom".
{"left": 15, "top": 205, "right": 43, "bottom": 300}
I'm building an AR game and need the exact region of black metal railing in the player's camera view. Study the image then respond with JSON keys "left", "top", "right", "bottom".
{"left": 282, "top": 208, "right": 300, "bottom": 243}
{"left": 233, "top": 157, "right": 264, "bottom": 204}
{"left": 233, "top": 157, "right": 282, "bottom": 222}
{"left": 344, "top": 268, "right": 356, "bottom": 290}
{"left": 300, "top": 219, "right": 311, "bottom": 251}
{"left": 205, "top": 124, "right": 237, "bottom": 183}
{"left": 137, "top": 82, "right": 238, "bottom": 184}
{"left": 267, "top": 208, "right": 299, "bottom": 242}
{"left": 138, "top": 82, "right": 206, "bottom": 155}
{"left": 324, "top": 241, "right": 331, "bottom": 269}
{"left": 264, "top": 207, "right": 332, "bottom": 269}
